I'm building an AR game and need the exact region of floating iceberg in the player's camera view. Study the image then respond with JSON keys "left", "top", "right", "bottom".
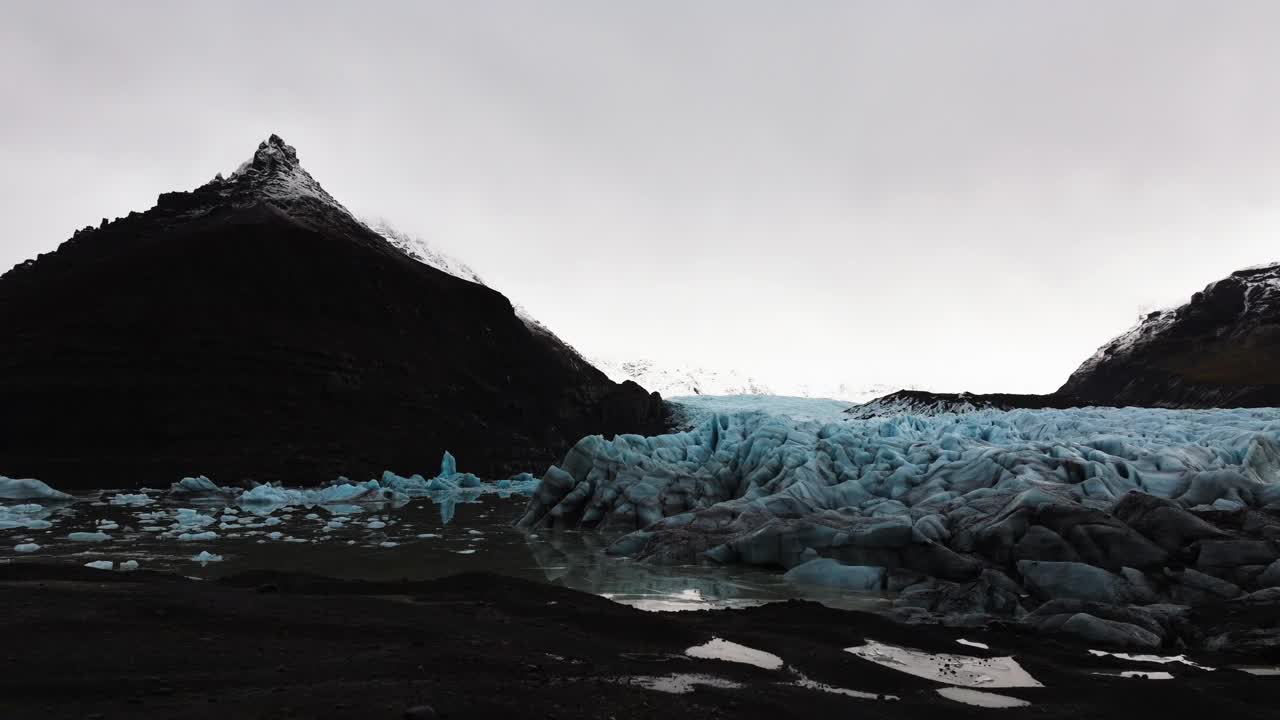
{"left": 0, "top": 476, "right": 72, "bottom": 500}
{"left": 67, "top": 531, "right": 111, "bottom": 543}
{"left": 168, "top": 475, "right": 231, "bottom": 496}
{"left": 192, "top": 550, "right": 223, "bottom": 564}
{"left": 108, "top": 492, "right": 154, "bottom": 506}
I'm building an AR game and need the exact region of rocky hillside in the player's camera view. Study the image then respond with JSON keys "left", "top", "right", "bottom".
{"left": 0, "top": 135, "right": 666, "bottom": 489}
{"left": 1058, "top": 263, "right": 1280, "bottom": 408}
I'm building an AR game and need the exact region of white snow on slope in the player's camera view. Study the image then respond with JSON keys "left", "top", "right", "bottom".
{"left": 366, "top": 221, "right": 591, "bottom": 362}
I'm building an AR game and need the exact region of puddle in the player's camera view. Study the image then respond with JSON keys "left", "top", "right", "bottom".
{"left": 622, "top": 673, "right": 743, "bottom": 694}
{"left": 1094, "top": 671, "right": 1174, "bottom": 680}
{"left": 845, "top": 640, "right": 1042, "bottom": 688}
{"left": 1088, "top": 650, "right": 1214, "bottom": 671}
{"left": 937, "top": 687, "right": 1031, "bottom": 708}
{"left": 685, "top": 638, "right": 784, "bottom": 670}
{"left": 793, "top": 673, "right": 897, "bottom": 701}
{"left": 1234, "top": 666, "right": 1280, "bottom": 676}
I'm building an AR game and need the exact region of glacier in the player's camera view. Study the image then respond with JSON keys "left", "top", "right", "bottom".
{"left": 518, "top": 406, "right": 1280, "bottom": 643}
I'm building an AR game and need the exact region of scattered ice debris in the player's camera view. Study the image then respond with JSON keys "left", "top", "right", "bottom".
{"left": 379, "top": 541, "right": 399, "bottom": 548}
{"left": 84, "top": 560, "right": 114, "bottom": 571}
{"left": 685, "top": 638, "right": 784, "bottom": 670}
{"left": 304, "top": 513, "right": 319, "bottom": 520}
{"left": 13, "top": 543, "right": 40, "bottom": 553}
{"left": 119, "top": 560, "right": 139, "bottom": 571}
{"left": 192, "top": 551, "right": 223, "bottom": 565}
{"left": 454, "top": 549, "right": 476, "bottom": 555}
{"left": 267, "top": 532, "right": 284, "bottom": 540}
{"left": 622, "top": 674, "right": 743, "bottom": 694}
{"left": 366, "top": 520, "right": 387, "bottom": 529}
{"left": 264, "top": 517, "right": 282, "bottom": 526}
{"left": 845, "top": 640, "right": 1042, "bottom": 688}
{"left": 177, "top": 531, "right": 218, "bottom": 542}
{"left": 792, "top": 673, "right": 895, "bottom": 701}
{"left": 957, "top": 639, "right": 990, "bottom": 650}
{"left": 173, "top": 508, "right": 217, "bottom": 528}
{"left": 936, "top": 687, "right": 1031, "bottom": 708}
{"left": 96, "top": 521, "right": 119, "bottom": 531}
{"left": 0, "top": 476, "right": 72, "bottom": 500}
{"left": 466, "top": 529, "right": 484, "bottom": 536}
{"left": 67, "top": 531, "right": 111, "bottom": 543}
{"left": 416, "top": 533, "right": 440, "bottom": 539}
{"left": 109, "top": 493, "right": 153, "bottom": 506}
{"left": 0, "top": 504, "right": 54, "bottom": 530}
{"left": 1087, "top": 649, "right": 1214, "bottom": 671}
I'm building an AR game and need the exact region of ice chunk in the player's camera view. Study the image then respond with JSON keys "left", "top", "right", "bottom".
{"left": 84, "top": 560, "right": 114, "bottom": 570}
{"left": 178, "top": 531, "right": 218, "bottom": 542}
{"left": 119, "top": 560, "right": 139, "bottom": 571}
{"left": 67, "top": 531, "right": 111, "bottom": 543}
{"left": 192, "top": 551, "right": 223, "bottom": 564}
{"left": 0, "top": 476, "right": 72, "bottom": 500}
{"left": 169, "top": 475, "right": 230, "bottom": 496}
{"left": 13, "top": 543, "right": 41, "bottom": 553}
{"left": 783, "top": 559, "right": 886, "bottom": 591}
{"left": 109, "top": 492, "right": 153, "bottom": 506}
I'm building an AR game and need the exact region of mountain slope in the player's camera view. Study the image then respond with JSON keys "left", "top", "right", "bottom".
{"left": 0, "top": 135, "right": 666, "bottom": 489}
{"left": 1059, "top": 263, "right": 1280, "bottom": 408}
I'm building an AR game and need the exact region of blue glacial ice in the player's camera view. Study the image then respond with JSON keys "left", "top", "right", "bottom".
{"left": 0, "top": 476, "right": 72, "bottom": 500}
{"left": 517, "top": 406, "right": 1280, "bottom": 626}
{"left": 157, "top": 452, "right": 537, "bottom": 511}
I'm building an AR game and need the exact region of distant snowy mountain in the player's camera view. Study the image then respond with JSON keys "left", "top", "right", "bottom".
{"left": 591, "top": 357, "right": 901, "bottom": 403}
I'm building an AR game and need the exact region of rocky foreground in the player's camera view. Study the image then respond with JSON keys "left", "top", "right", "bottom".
{"left": 0, "top": 565, "right": 1274, "bottom": 720}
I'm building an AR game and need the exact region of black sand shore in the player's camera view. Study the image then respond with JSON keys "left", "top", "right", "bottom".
{"left": 0, "top": 565, "right": 1275, "bottom": 719}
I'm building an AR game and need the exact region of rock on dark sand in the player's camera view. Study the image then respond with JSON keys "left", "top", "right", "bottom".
{"left": 0, "top": 565, "right": 1275, "bottom": 719}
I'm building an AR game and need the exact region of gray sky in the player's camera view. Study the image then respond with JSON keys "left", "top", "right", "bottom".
{"left": 3, "top": 1, "right": 1278, "bottom": 393}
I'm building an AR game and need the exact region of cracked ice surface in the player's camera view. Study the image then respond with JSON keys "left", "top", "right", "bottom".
{"left": 518, "top": 407, "right": 1280, "bottom": 570}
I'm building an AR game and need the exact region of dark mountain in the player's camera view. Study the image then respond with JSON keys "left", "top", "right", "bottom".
{"left": 0, "top": 135, "right": 666, "bottom": 489}
{"left": 1058, "top": 263, "right": 1280, "bottom": 408}
{"left": 848, "top": 263, "right": 1280, "bottom": 417}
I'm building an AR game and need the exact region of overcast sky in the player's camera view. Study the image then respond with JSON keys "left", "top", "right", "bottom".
{"left": 3, "top": 1, "right": 1278, "bottom": 393}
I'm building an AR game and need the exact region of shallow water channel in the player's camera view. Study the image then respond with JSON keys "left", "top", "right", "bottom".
{"left": 1, "top": 489, "right": 892, "bottom": 613}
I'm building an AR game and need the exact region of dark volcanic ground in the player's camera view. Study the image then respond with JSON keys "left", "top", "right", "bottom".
{"left": 0, "top": 565, "right": 1274, "bottom": 720}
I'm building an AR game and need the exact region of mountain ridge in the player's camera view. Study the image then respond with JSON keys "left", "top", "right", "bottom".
{"left": 0, "top": 134, "right": 666, "bottom": 488}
